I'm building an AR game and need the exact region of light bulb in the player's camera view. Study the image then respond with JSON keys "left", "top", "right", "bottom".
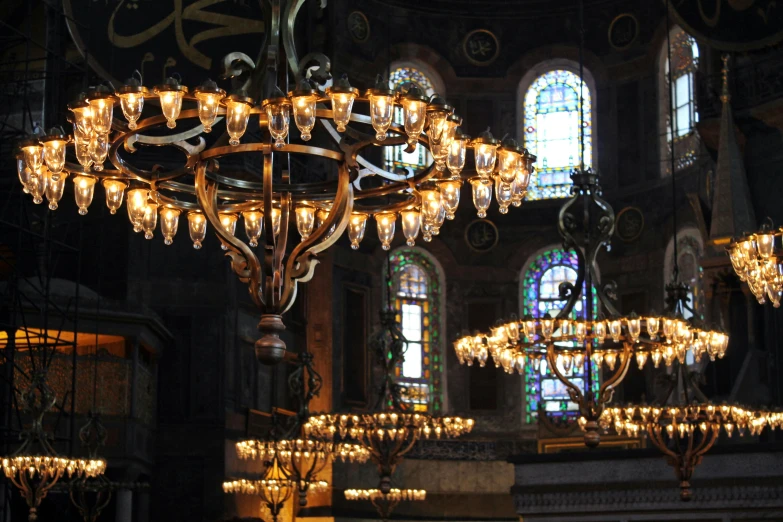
{"left": 271, "top": 207, "right": 281, "bottom": 238}
{"left": 438, "top": 179, "right": 461, "bottom": 220}
{"left": 419, "top": 188, "right": 442, "bottom": 225}
{"left": 188, "top": 211, "right": 207, "bottom": 249}
{"left": 218, "top": 213, "right": 238, "bottom": 250}
{"left": 348, "top": 213, "right": 368, "bottom": 249}
{"left": 263, "top": 93, "right": 291, "bottom": 149}
{"left": 88, "top": 88, "right": 115, "bottom": 135}
{"left": 142, "top": 203, "right": 158, "bottom": 239}
{"left": 510, "top": 174, "right": 526, "bottom": 207}
{"left": 73, "top": 175, "right": 96, "bottom": 215}
{"left": 20, "top": 141, "right": 43, "bottom": 173}
{"left": 425, "top": 97, "right": 452, "bottom": 146}
{"left": 243, "top": 211, "right": 263, "bottom": 246}
{"left": 154, "top": 78, "right": 187, "bottom": 129}
{"left": 470, "top": 178, "right": 492, "bottom": 218}
{"left": 41, "top": 132, "right": 68, "bottom": 174}
{"left": 495, "top": 178, "right": 512, "bottom": 215}
{"left": 16, "top": 157, "right": 31, "bottom": 193}
{"left": 757, "top": 233, "right": 775, "bottom": 258}
{"left": 375, "top": 211, "right": 396, "bottom": 251}
{"left": 496, "top": 139, "right": 521, "bottom": 184}
{"left": 326, "top": 75, "right": 358, "bottom": 132}
{"left": 74, "top": 134, "right": 93, "bottom": 169}
{"left": 366, "top": 78, "right": 395, "bottom": 141}
{"left": 315, "top": 208, "right": 336, "bottom": 240}
{"left": 44, "top": 170, "right": 67, "bottom": 210}
{"left": 296, "top": 205, "right": 315, "bottom": 241}
{"left": 160, "top": 207, "right": 180, "bottom": 245}
{"left": 400, "top": 85, "right": 427, "bottom": 145}
{"left": 68, "top": 96, "right": 93, "bottom": 136}
{"left": 290, "top": 80, "right": 318, "bottom": 142}
{"left": 126, "top": 188, "right": 149, "bottom": 232}
{"left": 193, "top": 80, "right": 225, "bottom": 133}
{"left": 117, "top": 76, "right": 148, "bottom": 130}
{"left": 89, "top": 132, "right": 109, "bottom": 171}
{"left": 447, "top": 133, "right": 468, "bottom": 177}
{"left": 472, "top": 130, "right": 499, "bottom": 179}
{"left": 400, "top": 208, "right": 421, "bottom": 246}
{"left": 225, "top": 92, "right": 253, "bottom": 145}
{"left": 103, "top": 179, "right": 127, "bottom": 214}
{"left": 27, "top": 167, "right": 48, "bottom": 204}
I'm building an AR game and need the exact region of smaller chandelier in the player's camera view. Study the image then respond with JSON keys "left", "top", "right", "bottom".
{"left": 1, "top": 373, "right": 106, "bottom": 521}
{"left": 728, "top": 220, "right": 783, "bottom": 307}
{"left": 345, "top": 488, "right": 426, "bottom": 521}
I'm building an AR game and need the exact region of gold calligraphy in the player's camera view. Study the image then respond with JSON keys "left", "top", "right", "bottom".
{"left": 108, "top": 0, "right": 265, "bottom": 70}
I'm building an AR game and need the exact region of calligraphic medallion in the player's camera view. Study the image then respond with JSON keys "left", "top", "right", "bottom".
{"left": 347, "top": 11, "right": 370, "bottom": 43}
{"left": 608, "top": 14, "right": 639, "bottom": 50}
{"left": 462, "top": 29, "right": 500, "bottom": 66}
{"left": 465, "top": 219, "right": 499, "bottom": 253}
{"left": 63, "top": 0, "right": 265, "bottom": 85}
{"left": 665, "top": 0, "right": 783, "bottom": 51}
{"left": 615, "top": 207, "right": 645, "bottom": 243}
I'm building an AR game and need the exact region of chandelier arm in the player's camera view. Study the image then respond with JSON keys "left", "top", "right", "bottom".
{"left": 595, "top": 343, "right": 633, "bottom": 408}
{"left": 274, "top": 194, "right": 292, "bottom": 304}
{"left": 545, "top": 344, "right": 585, "bottom": 406}
{"left": 282, "top": 0, "right": 307, "bottom": 80}
{"left": 195, "top": 163, "right": 263, "bottom": 308}
{"left": 555, "top": 197, "right": 586, "bottom": 319}
{"left": 648, "top": 424, "right": 678, "bottom": 460}
{"left": 393, "top": 432, "right": 420, "bottom": 461}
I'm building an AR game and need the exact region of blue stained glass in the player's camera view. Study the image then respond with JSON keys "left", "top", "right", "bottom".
{"left": 523, "top": 70, "right": 592, "bottom": 200}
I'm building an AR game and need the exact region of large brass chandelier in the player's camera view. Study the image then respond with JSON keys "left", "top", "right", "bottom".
{"left": 728, "top": 220, "right": 783, "bottom": 307}
{"left": 12, "top": 0, "right": 535, "bottom": 366}
{"left": 345, "top": 488, "right": 426, "bottom": 521}
{"left": 1, "top": 373, "right": 106, "bottom": 521}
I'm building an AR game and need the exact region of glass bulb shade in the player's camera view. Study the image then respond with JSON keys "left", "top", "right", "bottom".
{"left": 103, "top": 179, "right": 127, "bottom": 214}
{"left": 119, "top": 92, "right": 144, "bottom": 130}
{"left": 400, "top": 209, "right": 421, "bottom": 246}
{"left": 296, "top": 205, "right": 315, "bottom": 240}
{"left": 194, "top": 92, "right": 223, "bottom": 132}
{"left": 126, "top": 188, "right": 149, "bottom": 232}
{"left": 242, "top": 211, "right": 263, "bottom": 247}
{"left": 446, "top": 138, "right": 467, "bottom": 177}
{"left": 89, "top": 133, "right": 109, "bottom": 171}
{"left": 426, "top": 111, "right": 449, "bottom": 145}
{"left": 27, "top": 167, "right": 48, "bottom": 204}
{"left": 757, "top": 233, "right": 775, "bottom": 258}
{"left": 45, "top": 170, "right": 67, "bottom": 210}
{"left": 402, "top": 99, "right": 427, "bottom": 142}
{"left": 160, "top": 207, "right": 180, "bottom": 245}
{"left": 470, "top": 178, "right": 493, "bottom": 218}
{"left": 348, "top": 213, "right": 368, "bottom": 249}
{"left": 42, "top": 138, "right": 67, "bottom": 174}
{"left": 515, "top": 162, "right": 531, "bottom": 189}
{"left": 226, "top": 100, "right": 252, "bottom": 145}
{"left": 17, "top": 158, "right": 31, "bottom": 193}
{"left": 89, "top": 97, "right": 114, "bottom": 135}
{"left": 497, "top": 149, "right": 519, "bottom": 184}
{"left": 375, "top": 211, "right": 396, "bottom": 251}
{"left": 495, "top": 178, "right": 513, "bottom": 213}
{"left": 73, "top": 175, "right": 96, "bottom": 215}
{"left": 292, "top": 94, "right": 317, "bottom": 141}
{"left": 142, "top": 203, "right": 158, "bottom": 239}
{"left": 368, "top": 93, "right": 393, "bottom": 141}
{"left": 315, "top": 208, "right": 336, "bottom": 240}
{"left": 439, "top": 180, "right": 461, "bottom": 219}
{"left": 70, "top": 106, "right": 93, "bottom": 136}
{"left": 22, "top": 144, "right": 43, "bottom": 172}
{"left": 329, "top": 91, "right": 356, "bottom": 132}
{"left": 474, "top": 143, "right": 498, "bottom": 178}
{"left": 188, "top": 211, "right": 207, "bottom": 249}
{"left": 419, "top": 188, "right": 442, "bottom": 224}
{"left": 74, "top": 136, "right": 93, "bottom": 168}
{"left": 158, "top": 91, "right": 184, "bottom": 128}
{"left": 219, "top": 213, "right": 238, "bottom": 236}
{"left": 430, "top": 141, "right": 447, "bottom": 168}
{"left": 265, "top": 102, "right": 290, "bottom": 149}
{"left": 271, "top": 207, "right": 281, "bottom": 238}
{"left": 510, "top": 176, "right": 525, "bottom": 206}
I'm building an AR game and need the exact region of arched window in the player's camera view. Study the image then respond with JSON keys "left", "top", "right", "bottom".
{"left": 389, "top": 248, "right": 445, "bottom": 413}
{"left": 659, "top": 26, "right": 700, "bottom": 174}
{"left": 385, "top": 65, "right": 437, "bottom": 175}
{"left": 522, "top": 70, "right": 592, "bottom": 200}
{"left": 520, "top": 248, "right": 598, "bottom": 423}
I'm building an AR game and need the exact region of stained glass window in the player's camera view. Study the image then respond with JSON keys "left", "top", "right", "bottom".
{"left": 665, "top": 28, "right": 700, "bottom": 171}
{"left": 523, "top": 70, "right": 592, "bottom": 200}
{"left": 384, "top": 66, "right": 436, "bottom": 175}
{"left": 521, "top": 249, "right": 599, "bottom": 423}
{"left": 388, "top": 249, "right": 443, "bottom": 413}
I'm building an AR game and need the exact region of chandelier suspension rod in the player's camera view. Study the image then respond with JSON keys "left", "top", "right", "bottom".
{"left": 665, "top": 0, "right": 680, "bottom": 282}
